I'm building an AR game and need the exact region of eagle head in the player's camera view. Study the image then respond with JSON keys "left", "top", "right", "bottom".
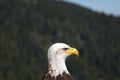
{"left": 47, "top": 43, "right": 79, "bottom": 77}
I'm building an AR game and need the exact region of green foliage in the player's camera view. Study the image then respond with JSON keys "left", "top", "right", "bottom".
{"left": 0, "top": 0, "right": 120, "bottom": 80}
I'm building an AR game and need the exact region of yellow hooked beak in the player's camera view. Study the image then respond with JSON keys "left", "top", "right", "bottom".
{"left": 65, "top": 48, "right": 79, "bottom": 57}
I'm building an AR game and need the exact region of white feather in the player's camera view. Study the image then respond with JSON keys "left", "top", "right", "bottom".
{"left": 47, "top": 43, "right": 71, "bottom": 77}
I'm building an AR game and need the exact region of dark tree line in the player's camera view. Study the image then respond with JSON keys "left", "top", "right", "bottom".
{"left": 0, "top": 0, "right": 120, "bottom": 80}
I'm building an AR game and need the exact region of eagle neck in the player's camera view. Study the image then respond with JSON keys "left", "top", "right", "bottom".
{"left": 48, "top": 58, "right": 69, "bottom": 77}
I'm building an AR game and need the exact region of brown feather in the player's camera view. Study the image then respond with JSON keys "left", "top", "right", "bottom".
{"left": 42, "top": 71, "right": 73, "bottom": 80}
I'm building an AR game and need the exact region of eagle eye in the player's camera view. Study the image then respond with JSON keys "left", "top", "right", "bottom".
{"left": 62, "top": 48, "right": 69, "bottom": 50}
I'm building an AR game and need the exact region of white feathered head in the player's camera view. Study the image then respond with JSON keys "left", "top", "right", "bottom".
{"left": 47, "top": 43, "right": 79, "bottom": 77}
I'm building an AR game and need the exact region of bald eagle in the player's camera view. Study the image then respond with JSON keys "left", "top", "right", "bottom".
{"left": 42, "top": 43, "right": 79, "bottom": 80}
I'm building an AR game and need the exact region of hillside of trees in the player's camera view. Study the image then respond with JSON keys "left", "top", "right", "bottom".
{"left": 0, "top": 0, "right": 120, "bottom": 80}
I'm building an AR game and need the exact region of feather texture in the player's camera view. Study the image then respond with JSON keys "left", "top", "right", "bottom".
{"left": 42, "top": 43, "right": 78, "bottom": 80}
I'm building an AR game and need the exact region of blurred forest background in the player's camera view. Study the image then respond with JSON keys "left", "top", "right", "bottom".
{"left": 0, "top": 0, "right": 120, "bottom": 80}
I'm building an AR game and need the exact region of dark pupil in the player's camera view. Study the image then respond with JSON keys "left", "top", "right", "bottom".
{"left": 63, "top": 48, "right": 68, "bottom": 50}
